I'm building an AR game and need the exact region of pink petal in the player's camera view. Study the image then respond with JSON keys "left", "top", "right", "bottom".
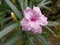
{"left": 37, "top": 16, "right": 48, "bottom": 26}
{"left": 20, "top": 18, "right": 28, "bottom": 26}
{"left": 31, "top": 26, "right": 42, "bottom": 34}
{"left": 28, "top": 21, "right": 39, "bottom": 28}
{"left": 20, "top": 18, "right": 32, "bottom": 31}
{"left": 39, "top": 15, "right": 48, "bottom": 20}
{"left": 25, "top": 7, "right": 32, "bottom": 12}
{"left": 38, "top": 21, "right": 48, "bottom": 26}
{"left": 33, "top": 6, "right": 42, "bottom": 16}
{"left": 28, "top": 21, "right": 42, "bottom": 33}
{"left": 22, "top": 26, "right": 31, "bottom": 31}
{"left": 23, "top": 7, "right": 32, "bottom": 19}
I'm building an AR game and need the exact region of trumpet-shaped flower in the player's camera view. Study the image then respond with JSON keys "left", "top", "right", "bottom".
{"left": 20, "top": 6, "right": 48, "bottom": 33}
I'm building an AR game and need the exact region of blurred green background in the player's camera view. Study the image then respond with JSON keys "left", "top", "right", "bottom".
{"left": 0, "top": 0, "right": 60, "bottom": 45}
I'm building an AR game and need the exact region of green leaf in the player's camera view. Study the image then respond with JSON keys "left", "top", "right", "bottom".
{"left": 2, "top": 22, "right": 14, "bottom": 29}
{"left": 0, "top": 17, "right": 4, "bottom": 22}
{"left": 28, "top": 37, "right": 35, "bottom": 45}
{"left": 43, "top": 1, "right": 51, "bottom": 5}
{"left": 44, "top": 26, "right": 56, "bottom": 37}
{"left": 0, "top": 11, "right": 5, "bottom": 16}
{"left": 0, "top": 17, "right": 11, "bottom": 24}
{"left": 2, "top": 36, "right": 19, "bottom": 45}
{"left": 5, "top": 0, "right": 22, "bottom": 19}
{"left": 1, "top": 30, "right": 21, "bottom": 45}
{"left": 38, "top": 0, "right": 51, "bottom": 8}
{"left": 38, "top": 0, "right": 46, "bottom": 7}
{"left": 0, "top": 23, "right": 18, "bottom": 38}
{"left": 35, "top": 34, "right": 52, "bottom": 45}
{"left": 47, "top": 21, "right": 60, "bottom": 26}
{"left": 18, "top": 0, "right": 28, "bottom": 11}
{"left": 22, "top": 32, "right": 35, "bottom": 45}
{"left": 0, "top": 0, "right": 1, "bottom": 5}
{"left": 42, "top": 0, "right": 46, "bottom": 3}
{"left": 27, "top": 33, "right": 35, "bottom": 45}
{"left": 40, "top": 0, "right": 46, "bottom": 4}
{"left": 43, "top": 6, "right": 54, "bottom": 13}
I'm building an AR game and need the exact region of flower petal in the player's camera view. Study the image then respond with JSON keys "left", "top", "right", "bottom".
{"left": 28, "top": 21, "right": 42, "bottom": 33}
{"left": 20, "top": 18, "right": 28, "bottom": 26}
{"left": 31, "top": 26, "right": 42, "bottom": 34}
{"left": 23, "top": 7, "right": 32, "bottom": 19}
{"left": 20, "top": 18, "right": 32, "bottom": 31}
{"left": 33, "top": 6, "right": 42, "bottom": 16}
{"left": 37, "top": 16, "right": 48, "bottom": 26}
{"left": 22, "top": 26, "right": 31, "bottom": 31}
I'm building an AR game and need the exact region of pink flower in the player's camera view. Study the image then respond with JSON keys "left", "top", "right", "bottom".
{"left": 20, "top": 6, "right": 48, "bottom": 34}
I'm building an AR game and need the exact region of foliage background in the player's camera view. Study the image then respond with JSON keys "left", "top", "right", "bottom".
{"left": 0, "top": 0, "right": 60, "bottom": 45}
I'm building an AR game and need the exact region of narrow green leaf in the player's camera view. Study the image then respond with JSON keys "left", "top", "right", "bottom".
{"left": 47, "top": 21, "right": 60, "bottom": 26}
{"left": 0, "top": 23, "right": 18, "bottom": 38}
{"left": 0, "top": 17, "right": 11, "bottom": 24}
{"left": 44, "top": 26, "right": 56, "bottom": 37}
{"left": 44, "top": 1, "right": 51, "bottom": 5}
{"left": 23, "top": 32, "right": 35, "bottom": 45}
{"left": 0, "top": 17, "right": 4, "bottom": 23}
{"left": 0, "top": 0, "right": 1, "bottom": 4}
{"left": 24, "top": 32, "right": 35, "bottom": 45}
{"left": 2, "top": 22, "right": 14, "bottom": 29}
{"left": 40, "top": 0, "right": 46, "bottom": 4}
{"left": 28, "top": 37, "right": 35, "bottom": 45}
{"left": 35, "top": 34, "right": 52, "bottom": 45}
{"left": 0, "top": 11, "right": 5, "bottom": 16}
{"left": 1, "top": 30, "right": 21, "bottom": 45}
{"left": 5, "top": 0, "right": 22, "bottom": 19}
{"left": 18, "top": 0, "right": 28, "bottom": 11}
{"left": 18, "top": 0, "right": 24, "bottom": 11}
{"left": 25, "top": 0, "right": 28, "bottom": 8}
{"left": 38, "top": 0, "right": 46, "bottom": 7}
{"left": 43, "top": 6, "right": 54, "bottom": 13}
{"left": 2, "top": 36, "right": 19, "bottom": 45}
{"left": 38, "top": 0, "right": 51, "bottom": 8}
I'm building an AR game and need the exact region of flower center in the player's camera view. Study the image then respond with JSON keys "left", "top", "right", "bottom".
{"left": 31, "top": 17, "right": 37, "bottom": 21}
